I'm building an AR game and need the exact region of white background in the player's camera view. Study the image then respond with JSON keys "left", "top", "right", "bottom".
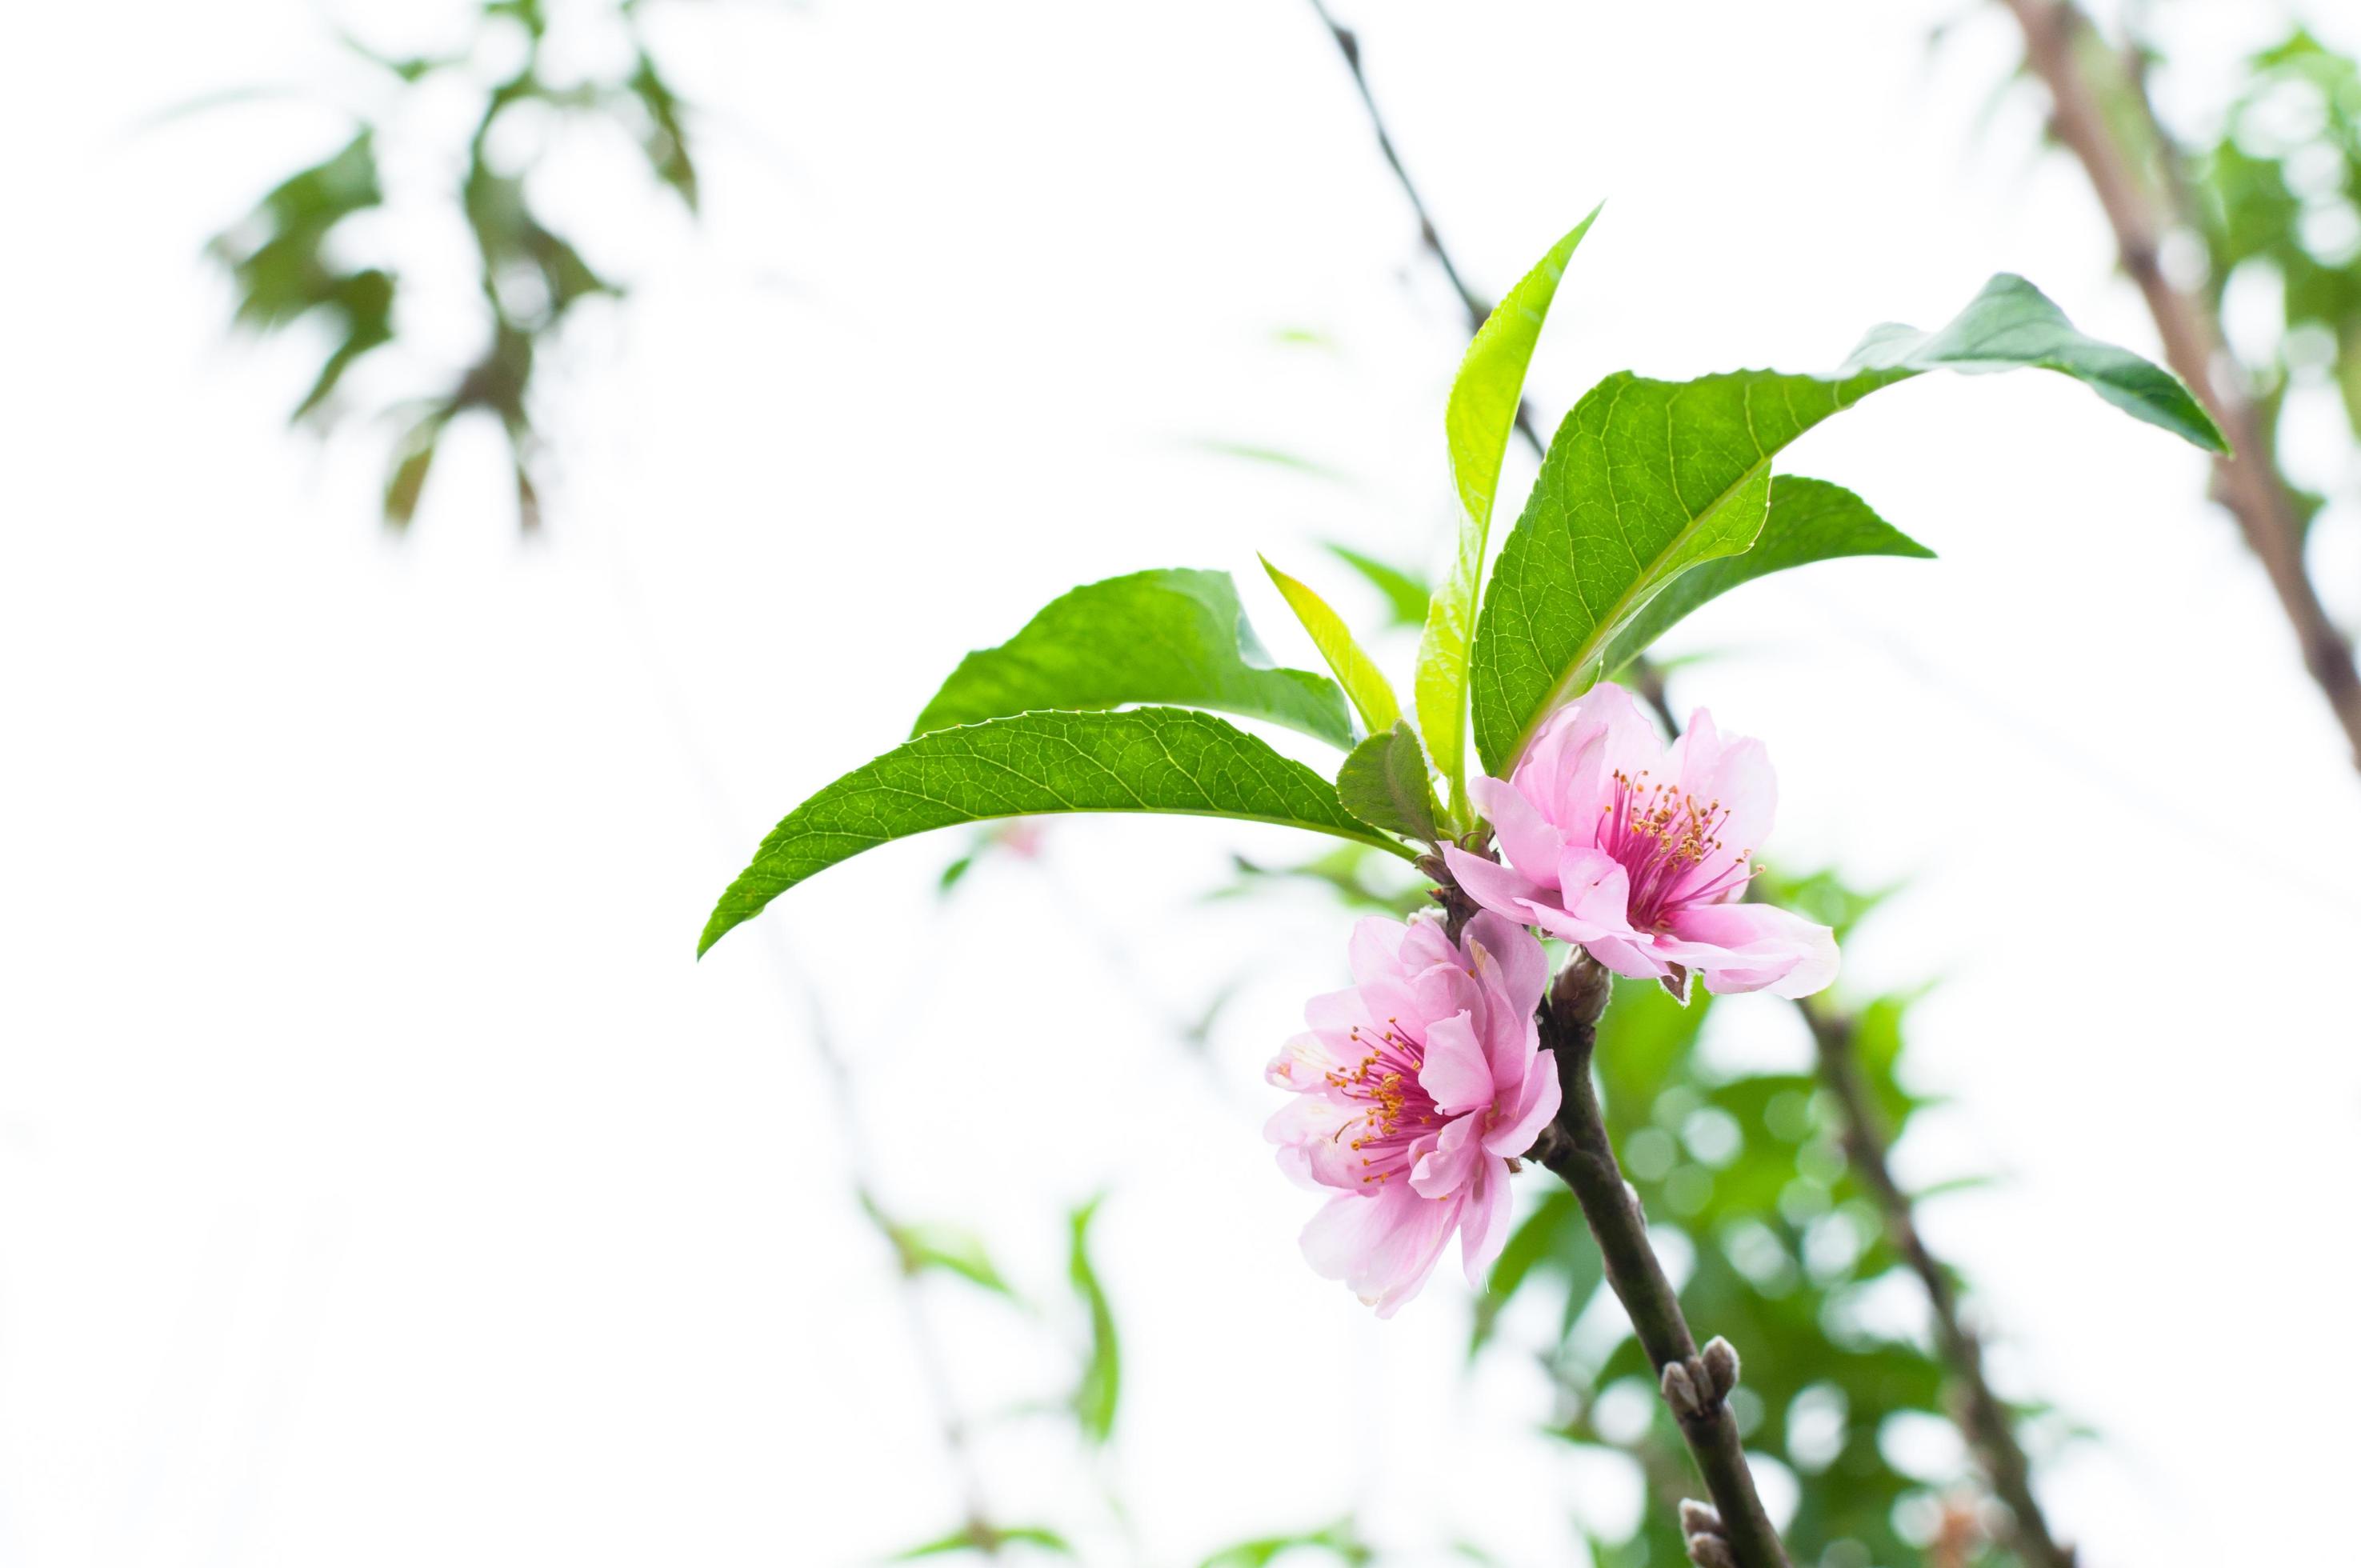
{"left": 5, "top": 0, "right": 2359, "bottom": 1563}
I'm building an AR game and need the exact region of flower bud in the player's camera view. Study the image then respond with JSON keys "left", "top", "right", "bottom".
{"left": 1661, "top": 1360, "right": 1702, "bottom": 1418}
{"left": 1685, "top": 1534, "right": 1738, "bottom": 1568}
{"left": 1701, "top": 1336, "right": 1741, "bottom": 1398}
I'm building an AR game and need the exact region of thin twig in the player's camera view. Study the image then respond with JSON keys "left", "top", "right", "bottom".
{"left": 1798, "top": 1001, "right": 2075, "bottom": 1568}
{"left": 586, "top": 506, "right": 1008, "bottom": 1550}
{"left": 2001, "top": 0, "right": 2361, "bottom": 770}
{"left": 1524, "top": 961, "right": 1791, "bottom": 1568}
{"left": 1304, "top": 0, "right": 1546, "bottom": 457}
{"left": 1303, "top": 0, "right": 1682, "bottom": 742}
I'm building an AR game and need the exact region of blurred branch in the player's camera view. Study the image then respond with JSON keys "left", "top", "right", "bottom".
{"left": 1524, "top": 959, "right": 1791, "bottom": 1568}
{"left": 1302, "top": 0, "right": 1550, "bottom": 471}
{"left": 2000, "top": 0, "right": 2361, "bottom": 772}
{"left": 1799, "top": 999, "right": 2075, "bottom": 1568}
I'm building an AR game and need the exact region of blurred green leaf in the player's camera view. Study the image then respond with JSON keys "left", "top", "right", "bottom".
{"left": 1199, "top": 1520, "right": 1372, "bottom": 1568}
{"left": 626, "top": 52, "right": 699, "bottom": 210}
{"left": 1324, "top": 544, "right": 1432, "bottom": 629}
{"left": 861, "top": 1194, "right": 1018, "bottom": 1300}
{"left": 1216, "top": 845, "right": 1431, "bottom": 918}
{"left": 1068, "top": 1196, "right": 1120, "bottom": 1446}
{"left": 894, "top": 1522, "right": 1075, "bottom": 1559}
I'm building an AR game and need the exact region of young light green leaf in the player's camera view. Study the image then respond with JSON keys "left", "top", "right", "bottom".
{"left": 1595, "top": 476, "right": 1934, "bottom": 678}
{"left": 1259, "top": 556, "right": 1402, "bottom": 737}
{"left": 698, "top": 709, "right": 1410, "bottom": 955}
{"left": 1067, "top": 1196, "right": 1120, "bottom": 1446}
{"left": 1418, "top": 207, "right": 1601, "bottom": 822}
{"left": 1335, "top": 722, "right": 1439, "bottom": 846}
{"left": 1840, "top": 272, "right": 2228, "bottom": 453}
{"left": 1324, "top": 543, "right": 1432, "bottom": 628}
{"left": 913, "top": 569, "right": 1352, "bottom": 748}
{"left": 1469, "top": 273, "right": 2223, "bottom": 774}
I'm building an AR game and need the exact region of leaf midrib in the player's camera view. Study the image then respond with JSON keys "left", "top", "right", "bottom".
{"left": 1501, "top": 444, "right": 1777, "bottom": 768}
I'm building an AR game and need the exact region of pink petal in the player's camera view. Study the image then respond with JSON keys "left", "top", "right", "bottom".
{"left": 1471, "top": 775, "right": 1566, "bottom": 886}
{"left": 1263, "top": 1094, "right": 1363, "bottom": 1190}
{"left": 1346, "top": 916, "right": 1410, "bottom": 991}
{"left": 1657, "top": 902, "right": 1839, "bottom": 998}
{"left": 1583, "top": 929, "right": 1674, "bottom": 981}
{"left": 1411, "top": 1114, "right": 1482, "bottom": 1198}
{"left": 1483, "top": 1048, "right": 1563, "bottom": 1156}
{"left": 1300, "top": 1185, "right": 1459, "bottom": 1318}
{"left": 1556, "top": 846, "right": 1637, "bottom": 930}
{"left": 1442, "top": 844, "right": 1550, "bottom": 921}
{"left": 1417, "top": 1014, "right": 1494, "bottom": 1115}
{"left": 1459, "top": 1158, "right": 1515, "bottom": 1286}
{"left": 1464, "top": 911, "right": 1548, "bottom": 1022}
{"left": 1266, "top": 1030, "right": 1341, "bottom": 1090}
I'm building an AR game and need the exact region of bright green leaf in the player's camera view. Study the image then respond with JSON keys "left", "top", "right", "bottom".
{"left": 698, "top": 710, "right": 1409, "bottom": 955}
{"left": 1839, "top": 272, "right": 2227, "bottom": 453}
{"left": 1418, "top": 208, "right": 1601, "bottom": 823}
{"left": 911, "top": 569, "right": 1353, "bottom": 749}
{"left": 1260, "top": 557, "right": 1402, "bottom": 735}
{"left": 1596, "top": 476, "right": 1933, "bottom": 678}
{"left": 1334, "top": 722, "right": 1438, "bottom": 845}
{"left": 1470, "top": 274, "right": 2222, "bottom": 774}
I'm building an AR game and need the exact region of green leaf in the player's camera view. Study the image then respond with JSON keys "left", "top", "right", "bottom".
{"left": 626, "top": 53, "right": 698, "bottom": 211}
{"left": 1334, "top": 722, "right": 1438, "bottom": 845}
{"left": 911, "top": 569, "right": 1353, "bottom": 749}
{"left": 1199, "top": 1522, "right": 1371, "bottom": 1568}
{"left": 1260, "top": 558, "right": 1402, "bottom": 735}
{"left": 860, "top": 1193, "right": 1018, "bottom": 1299}
{"left": 1323, "top": 543, "right": 1431, "bottom": 628}
{"left": 1469, "top": 274, "right": 2223, "bottom": 774}
{"left": 894, "top": 1523, "right": 1075, "bottom": 1559}
{"left": 1839, "top": 272, "right": 2227, "bottom": 454}
{"left": 698, "top": 710, "right": 1409, "bottom": 955}
{"left": 1418, "top": 208, "right": 1601, "bottom": 822}
{"left": 1068, "top": 1196, "right": 1120, "bottom": 1446}
{"left": 1596, "top": 476, "right": 1933, "bottom": 677}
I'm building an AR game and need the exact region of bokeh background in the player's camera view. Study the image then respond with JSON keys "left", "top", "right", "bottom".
{"left": 6, "top": 1, "right": 2359, "bottom": 1563}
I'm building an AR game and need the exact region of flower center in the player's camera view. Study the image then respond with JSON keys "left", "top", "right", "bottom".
{"left": 1330, "top": 1018, "right": 1442, "bottom": 1185}
{"left": 1601, "top": 768, "right": 1753, "bottom": 929}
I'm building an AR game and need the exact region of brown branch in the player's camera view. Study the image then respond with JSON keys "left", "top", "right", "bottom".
{"left": 2001, "top": 0, "right": 2361, "bottom": 770}
{"left": 1798, "top": 1001, "right": 2075, "bottom": 1568}
{"left": 1525, "top": 960, "right": 1791, "bottom": 1568}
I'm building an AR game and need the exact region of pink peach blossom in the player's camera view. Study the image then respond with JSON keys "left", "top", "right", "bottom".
{"left": 1442, "top": 683, "right": 1837, "bottom": 1002}
{"left": 1265, "top": 912, "right": 1560, "bottom": 1316}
